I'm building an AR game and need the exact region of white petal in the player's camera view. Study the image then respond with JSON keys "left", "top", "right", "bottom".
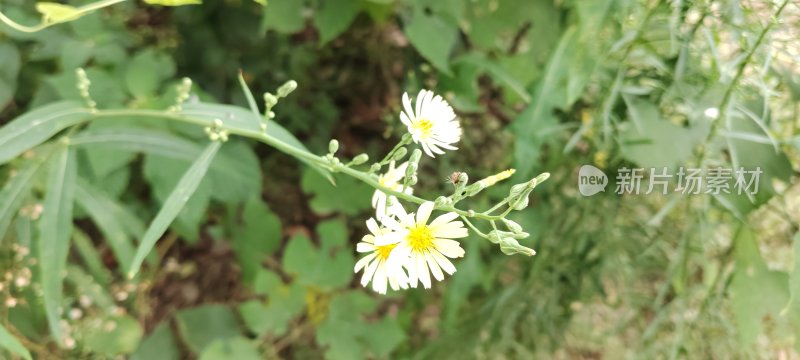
{"left": 431, "top": 251, "right": 457, "bottom": 275}
{"left": 425, "top": 252, "right": 444, "bottom": 281}
{"left": 375, "top": 231, "right": 403, "bottom": 246}
{"left": 361, "top": 257, "right": 379, "bottom": 286}
{"left": 416, "top": 252, "right": 432, "bottom": 289}
{"left": 431, "top": 223, "right": 469, "bottom": 239}
{"left": 434, "top": 239, "right": 465, "bottom": 258}
{"left": 356, "top": 242, "right": 375, "bottom": 253}
{"left": 366, "top": 218, "right": 381, "bottom": 235}
{"left": 354, "top": 253, "right": 376, "bottom": 272}
{"left": 430, "top": 212, "right": 459, "bottom": 227}
{"left": 415, "top": 89, "right": 426, "bottom": 117}
{"left": 380, "top": 215, "right": 405, "bottom": 233}
{"left": 416, "top": 201, "right": 434, "bottom": 225}
{"left": 372, "top": 265, "right": 388, "bottom": 294}
{"left": 402, "top": 92, "right": 415, "bottom": 119}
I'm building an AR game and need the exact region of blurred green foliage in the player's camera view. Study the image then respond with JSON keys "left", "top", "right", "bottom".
{"left": 1, "top": 0, "right": 800, "bottom": 359}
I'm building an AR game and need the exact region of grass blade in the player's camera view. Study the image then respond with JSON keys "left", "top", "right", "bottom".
{"left": 0, "top": 101, "right": 89, "bottom": 165}
{"left": 0, "top": 323, "right": 31, "bottom": 360}
{"left": 128, "top": 141, "right": 222, "bottom": 278}
{"left": 38, "top": 144, "right": 77, "bottom": 344}
{"left": 237, "top": 71, "right": 262, "bottom": 120}
{"left": 72, "top": 229, "right": 113, "bottom": 287}
{"left": 75, "top": 179, "right": 137, "bottom": 272}
{"left": 0, "top": 148, "right": 51, "bottom": 240}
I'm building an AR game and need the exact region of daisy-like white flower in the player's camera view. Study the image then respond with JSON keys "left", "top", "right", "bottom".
{"left": 400, "top": 89, "right": 462, "bottom": 158}
{"left": 381, "top": 201, "right": 468, "bottom": 289}
{"left": 372, "top": 161, "right": 413, "bottom": 219}
{"left": 354, "top": 218, "right": 409, "bottom": 294}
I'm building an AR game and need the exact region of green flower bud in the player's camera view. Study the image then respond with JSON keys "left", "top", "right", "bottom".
{"left": 263, "top": 92, "right": 278, "bottom": 108}
{"left": 408, "top": 175, "right": 418, "bottom": 186}
{"left": 409, "top": 148, "right": 422, "bottom": 164}
{"left": 434, "top": 196, "right": 450, "bottom": 207}
{"left": 351, "top": 153, "right": 369, "bottom": 165}
{"left": 499, "top": 237, "right": 536, "bottom": 256}
{"left": 277, "top": 80, "right": 298, "bottom": 97}
{"left": 328, "top": 139, "right": 339, "bottom": 154}
{"left": 392, "top": 147, "right": 408, "bottom": 161}
{"left": 502, "top": 219, "right": 523, "bottom": 233}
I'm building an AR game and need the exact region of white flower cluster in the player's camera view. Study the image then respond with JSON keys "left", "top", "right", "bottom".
{"left": 356, "top": 90, "right": 468, "bottom": 294}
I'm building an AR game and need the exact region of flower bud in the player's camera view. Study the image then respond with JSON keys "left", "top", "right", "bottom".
{"left": 277, "top": 80, "right": 298, "bottom": 97}
{"left": 263, "top": 92, "right": 278, "bottom": 108}
{"left": 434, "top": 196, "right": 449, "bottom": 207}
{"left": 407, "top": 175, "right": 418, "bottom": 186}
{"left": 502, "top": 219, "right": 523, "bottom": 233}
{"left": 409, "top": 148, "right": 422, "bottom": 164}
{"left": 351, "top": 153, "right": 369, "bottom": 165}
{"left": 369, "top": 163, "right": 382, "bottom": 172}
{"left": 499, "top": 237, "right": 536, "bottom": 256}
{"left": 328, "top": 139, "right": 339, "bottom": 154}
{"left": 392, "top": 147, "right": 408, "bottom": 161}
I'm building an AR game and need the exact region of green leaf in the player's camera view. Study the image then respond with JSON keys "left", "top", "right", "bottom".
{"left": 143, "top": 154, "right": 212, "bottom": 242}
{"left": 125, "top": 49, "right": 176, "bottom": 98}
{"left": 0, "top": 323, "right": 31, "bottom": 360}
{"left": 282, "top": 220, "right": 353, "bottom": 290}
{"left": 239, "top": 269, "right": 305, "bottom": 337}
{"left": 511, "top": 27, "right": 578, "bottom": 177}
{"left": 81, "top": 315, "right": 144, "bottom": 356}
{"left": 75, "top": 179, "right": 138, "bottom": 272}
{"left": 730, "top": 226, "right": 791, "bottom": 348}
{"left": 0, "top": 42, "right": 21, "bottom": 109}
{"left": 233, "top": 200, "right": 282, "bottom": 283}
{"left": 260, "top": 0, "right": 305, "bottom": 34}
{"left": 199, "top": 337, "right": 260, "bottom": 360}
{"left": 301, "top": 169, "right": 371, "bottom": 215}
{"left": 317, "top": 291, "right": 404, "bottom": 360}
{"left": 790, "top": 232, "right": 800, "bottom": 352}
{"left": 181, "top": 102, "right": 332, "bottom": 184}
{"left": 71, "top": 126, "right": 261, "bottom": 202}
{"left": 314, "top": 0, "right": 360, "bottom": 45}
{"left": 619, "top": 94, "right": 708, "bottom": 168}
{"left": 132, "top": 322, "right": 179, "bottom": 360}
{"left": 38, "top": 144, "right": 77, "bottom": 344}
{"left": 72, "top": 229, "right": 113, "bottom": 287}
{"left": 237, "top": 72, "right": 261, "bottom": 120}
{"left": 0, "top": 149, "right": 49, "bottom": 240}
{"left": 128, "top": 141, "right": 222, "bottom": 278}
{"left": 143, "top": 0, "right": 202, "bottom": 5}
{"left": 403, "top": 7, "right": 457, "bottom": 74}
{"left": 175, "top": 305, "right": 242, "bottom": 354}
{"left": 0, "top": 101, "right": 89, "bottom": 165}
{"left": 36, "top": 2, "right": 82, "bottom": 24}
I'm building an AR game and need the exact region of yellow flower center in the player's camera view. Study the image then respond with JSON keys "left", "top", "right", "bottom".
{"left": 407, "top": 224, "right": 434, "bottom": 252}
{"left": 376, "top": 243, "right": 397, "bottom": 260}
{"left": 411, "top": 119, "right": 433, "bottom": 138}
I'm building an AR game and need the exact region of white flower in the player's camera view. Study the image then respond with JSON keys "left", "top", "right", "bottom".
{"left": 372, "top": 161, "right": 413, "bottom": 219}
{"left": 380, "top": 201, "right": 468, "bottom": 289}
{"left": 400, "top": 89, "right": 461, "bottom": 158}
{"left": 354, "top": 218, "right": 409, "bottom": 294}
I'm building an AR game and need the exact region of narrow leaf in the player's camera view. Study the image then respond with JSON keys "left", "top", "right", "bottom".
{"left": 237, "top": 71, "right": 261, "bottom": 120}
{"left": 38, "top": 144, "right": 77, "bottom": 344}
{"left": 0, "top": 101, "right": 89, "bottom": 165}
{"left": 75, "top": 180, "right": 138, "bottom": 272}
{"left": 0, "top": 323, "right": 31, "bottom": 360}
{"left": 72, "top": 229, "right": 113, "bottom": 287}
{"left": 128, "top": 141, "right": 222, "bottom": 278}
{"left": 0, "top": 148, "right": 51, "bottom": 240}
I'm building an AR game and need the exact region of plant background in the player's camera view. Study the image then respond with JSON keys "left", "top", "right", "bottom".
{"left": 1, "top": 0, "right": 800, "bottom": 358}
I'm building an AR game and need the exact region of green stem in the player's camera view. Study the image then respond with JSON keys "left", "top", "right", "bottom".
{"left": 694, "top": 0, "right": 790, "bottom": 165}
{"left": 89, "top": 109, "right": 504, "bottom": 221}
{"left": 0, "top": 0, "right": 127, "bottom": 33}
